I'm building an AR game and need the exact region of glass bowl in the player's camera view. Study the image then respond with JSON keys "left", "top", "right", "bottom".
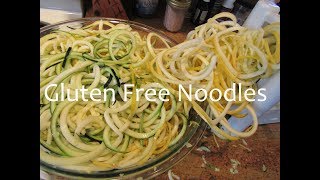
{"left": 40, "top": 18, "right": 206, "bottom": 179}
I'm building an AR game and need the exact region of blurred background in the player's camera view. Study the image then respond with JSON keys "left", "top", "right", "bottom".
{"left": 40, "top": 0, "right": 280, "bottom": 29}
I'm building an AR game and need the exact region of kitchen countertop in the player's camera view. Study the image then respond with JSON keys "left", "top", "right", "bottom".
{"left": 132, "top": 16, "right": 280, "bottom": 180}
{"left": 155, "top": 124, "right": 280, "bottom": 180}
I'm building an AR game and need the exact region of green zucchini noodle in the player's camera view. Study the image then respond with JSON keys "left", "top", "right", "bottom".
{"left": 40, "top": 20, "right": 187, "bottom": 170}
{"left": 40, "top": 12, "right": 280, "bottom": 170}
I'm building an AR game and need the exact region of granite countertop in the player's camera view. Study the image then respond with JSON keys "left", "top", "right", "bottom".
{"left": 155, "top": 124, "right": 280, "bottom": 179}
{"left": 132, "top": 17, "right": 280, "bottom": 180}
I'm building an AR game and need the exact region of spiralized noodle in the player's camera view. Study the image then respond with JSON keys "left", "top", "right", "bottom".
{"left": 40, "top": 20, "right": 188, "bottom": 170}
{"left": 40, "top": 12, "right": 280, "bottom": 171}
{"left": 149, "top": 12, "right": 280, "bottom": 140}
